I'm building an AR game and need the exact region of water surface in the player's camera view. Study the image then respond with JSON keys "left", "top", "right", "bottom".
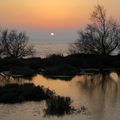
{"left": 34, "top": 42, "right": 70, "bottom": 57}
{"left": 0, "top": 72, "right": 120, "bottom": 120}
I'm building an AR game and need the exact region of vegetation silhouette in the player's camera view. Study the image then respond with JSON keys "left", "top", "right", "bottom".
{"left": 44, "top": 96, "right": 73, "bottom": 116}
{"left": 44, "top": 95, "right": 87, "bottom": 117}
{"left": 0, "top": 29, "right": 35, "bottom": 58}
{"left": 70, "top": 5, "right": 120, "bottom": 55}
{"left": 0, "top": 83, "right": 55, "bottom": 103}
{"left": 1, "top": 54, "right": 120, "bottom": 80}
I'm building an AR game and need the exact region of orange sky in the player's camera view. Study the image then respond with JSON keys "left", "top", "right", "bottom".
{"left": 0, "top": 0, "right": 90, "bottom": 29}
{"left": 0, "top": 0, "right": 120, "bottom": 41}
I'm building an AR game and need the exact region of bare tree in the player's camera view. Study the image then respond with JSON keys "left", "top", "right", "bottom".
{"left": 0, "top": 29, "right": 35, "bottom": 58}
{"left": 70, "top": 5, "right": 120, "bottom": 55}
{"left": 0, "top": 41, "right": 3, "bottom": 58}
{"left": 0, "top": 29, "right": 4, "bottom": 58}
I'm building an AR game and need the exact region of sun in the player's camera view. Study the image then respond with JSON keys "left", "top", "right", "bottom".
{"left": 50, "top": 32, "right": 55, "bottom": 36}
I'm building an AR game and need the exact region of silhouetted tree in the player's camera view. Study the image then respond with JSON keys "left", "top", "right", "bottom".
{"left": 70, "top": 5, "right": 120, "bottom": 55}
{"left": 0, "top": 45, "right": 2, "bottom": 58}
{"left": 0, "top": 29, "right": 35, "bottom": 58}
{"left": 0, "top": 29, "right": 4, "bottom": 58}
{"left": 0, "top": 41, "right": 3, "bottom": 58}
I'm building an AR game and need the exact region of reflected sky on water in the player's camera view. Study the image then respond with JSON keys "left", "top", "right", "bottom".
{"left": 0, "top": 72, "right": 120, "bottom": 120}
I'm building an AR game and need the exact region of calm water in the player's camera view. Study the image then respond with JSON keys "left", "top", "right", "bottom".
{"left": 0, "top": 72, "right": 120, "bottom": 120}
{"left": 33, "top": 42, "right": 70, "bottom": 57}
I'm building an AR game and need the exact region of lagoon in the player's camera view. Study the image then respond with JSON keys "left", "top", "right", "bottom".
{"left": 0, "top": 73, "right": 120, "bottom": 120}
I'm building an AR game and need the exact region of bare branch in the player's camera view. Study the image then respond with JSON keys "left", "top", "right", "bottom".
{"left": 0, "top": 29, "right": 35, "bottom": 58}
{"left": 70, "top": 5, "right": 120, "bottom": 55}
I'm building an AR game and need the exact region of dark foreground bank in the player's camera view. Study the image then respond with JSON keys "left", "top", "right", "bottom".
{"left": 0, "top": 83, "right": 54, "bottom": 103}
{"left": 1, "top": 54, "right": 120, "bottom": 79}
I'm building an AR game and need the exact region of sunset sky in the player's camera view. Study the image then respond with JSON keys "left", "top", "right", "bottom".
{"left": 0, "top": 0, "right": 120, "bottom": 43}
